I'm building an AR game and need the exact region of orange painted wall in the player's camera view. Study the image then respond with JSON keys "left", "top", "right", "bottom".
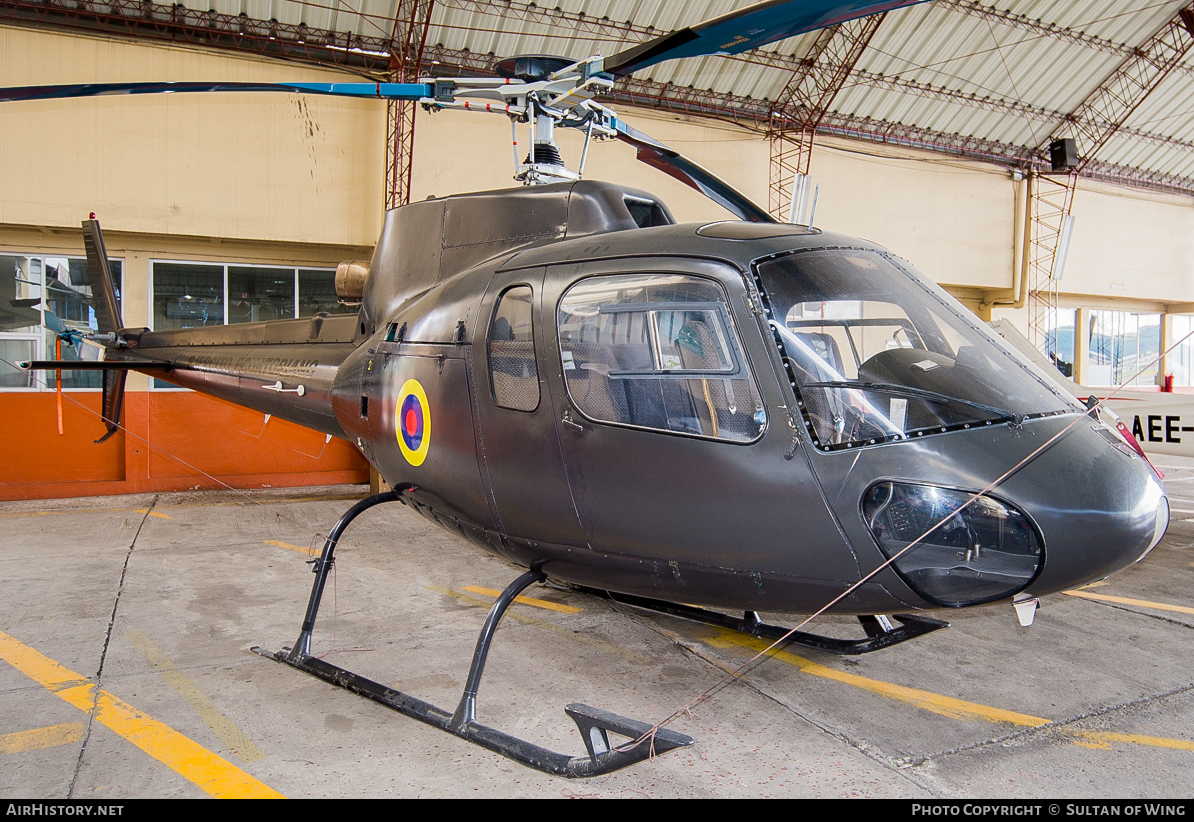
{"left": 0, "top": 390, "right": 368, "bottom": 500}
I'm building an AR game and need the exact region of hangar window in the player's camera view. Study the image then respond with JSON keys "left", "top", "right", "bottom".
{"left": 229, "top": 267, "right": 296, "bottom": 324}
{"left": 488, "top": 286, "right": 539, "bottom": 412}
{"left": 153, "top": 263, "right": 225, "bottom": 331}
{"left": 557, "top": 273, "right": 765, "bottom": 442}
{"left": 0, "top": 254, "right": 123, "bottom": 390}
{"left": 1087, "top": 310, "right": 1160, "bottom": 387}
{"left": 300, "top": 269, "right": 348, "bottom": 316}
{"left": 1169, "top": 315, "right": 1194, "bottom": 387}
{"left": 149, "top": 261, "right": 345, "bottom": 388}
{"left": 1044, "top": 307, "right": 1076, "bottom": 378}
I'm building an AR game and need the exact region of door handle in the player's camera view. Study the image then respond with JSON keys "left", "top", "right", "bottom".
{"left": 561, "top": 408, "right": 584, "bottom": 433}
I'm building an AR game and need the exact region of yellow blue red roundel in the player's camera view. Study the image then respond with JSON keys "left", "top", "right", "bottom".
{"left": 396, "top": 378, "right": 431, "bottom": 466}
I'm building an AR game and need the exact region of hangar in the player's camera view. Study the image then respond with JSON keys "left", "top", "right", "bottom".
{"left": 1, "top": 0, "right": 1193, "bottom": 799}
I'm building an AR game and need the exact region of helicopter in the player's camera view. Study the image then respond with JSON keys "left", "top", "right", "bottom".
{"left": 6, "top": 0, "right": 1171, "bottom": 777}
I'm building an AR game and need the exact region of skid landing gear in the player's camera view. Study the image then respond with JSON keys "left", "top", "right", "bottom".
{"left": 252, "top": 490, "right": 692, "bottom": 777}
{"left": 580, "top": 588, "right": 949, "bottom": 654}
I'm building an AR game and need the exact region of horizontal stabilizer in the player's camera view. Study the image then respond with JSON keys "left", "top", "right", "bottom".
{"left": 20, "top": 359, "right": 171, "bottom": 371}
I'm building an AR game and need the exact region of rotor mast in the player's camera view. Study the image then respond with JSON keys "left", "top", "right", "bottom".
{"left": 516, "top": 96, "right": 578, "bottom": 184}
{"left": 484, "top": 55, "right": 613, "bottom": 186}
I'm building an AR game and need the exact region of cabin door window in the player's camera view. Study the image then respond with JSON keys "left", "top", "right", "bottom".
{"left": 557, "top": 273, "right": 765, "bottom": 442}
{"left": 488, "top": 285, "right": 540, "bottom": 412}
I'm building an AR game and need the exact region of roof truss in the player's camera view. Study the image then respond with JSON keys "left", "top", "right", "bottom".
{"left": 3, "top": 0, "right": 1194, "bottom": 196}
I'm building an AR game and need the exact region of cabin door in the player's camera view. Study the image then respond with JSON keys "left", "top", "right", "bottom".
{"left": 472, "top": 268, "right": 587, "bottom": 550}
{"left": 543, "top": 260, "right": 860, "bottom": 588}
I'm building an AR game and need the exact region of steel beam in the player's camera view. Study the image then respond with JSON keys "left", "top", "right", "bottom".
{"left": 1055, "top": 4, "right": 1194, "bottom": 169}
{"left": 386, "top": 0, "right": 436, "bottom": 210}
{"left": 2, "top": 0, "right": 1194, "bottom": 203}
{"left": 1025, "top": 171, "right": 1077, "bottom": 357}
{"left": 941, "top": 0, "right": 1194, "bottom": 86}
{"left": 939, "top": 0, "right": 1138, "bottom": 60}
{"left": 1027, "top": 3, "right": 1194, "bottom": 352}
{"left": 767, "top": 14, "right": 885, "bottom": 221}
{"left": 441, "top": 0, "right": 654, "bottom": 43}
{"left": 0, "top": 0, "right": 395, "bottom": 73}
{"left": 846, "top": 68, "right": 1194, "bottom": 157}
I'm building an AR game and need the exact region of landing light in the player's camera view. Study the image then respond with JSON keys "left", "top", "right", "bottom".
{"left": 862, "top": 482, "right": 1043, "bottom": 608}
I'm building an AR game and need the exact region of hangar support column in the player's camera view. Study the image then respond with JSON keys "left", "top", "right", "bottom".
{"left": 386, "top": 0, "right": 436, "bottom": 210}
{"left": 1027, "top": 3, "right": 1194, "bottom": 356}
{"left": 766, "top": 14, "right": 886, "bottom": 223}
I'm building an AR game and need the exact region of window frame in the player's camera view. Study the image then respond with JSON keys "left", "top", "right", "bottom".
{"left": 598, "top": 301, "right": 745, "bottom": 379}
{"left": 555, "top": 270, "right": 767, "bottom": 444}
{"left": 0, "top": 251, "right": 124, "bottom": 392}
{"left": 487, "top": 283, "right": 541, "bottom": 413}
{"left": 147, "top": 258, "right": 338, "bottom": 390}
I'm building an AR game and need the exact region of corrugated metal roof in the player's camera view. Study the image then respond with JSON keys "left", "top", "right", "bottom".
{"left": 138, "top": 0, "right": 1194, "bottom": 185}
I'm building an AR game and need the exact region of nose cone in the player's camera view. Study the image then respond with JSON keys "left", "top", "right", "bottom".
{"left": 1011, "top": 419, "right": 1167, "bottom": 596}
{"left": 824, "top": 413, "right": 1168, "bottom": 613}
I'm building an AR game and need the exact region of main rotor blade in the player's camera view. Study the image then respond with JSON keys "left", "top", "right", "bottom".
{"left": 613, "top": 119, "right": 775, "bottom": 224}
{"left": 0, "top": 81, "right": 433, "bottom": 103}
{"left": 603, "top": 0, "right": 929, "bottom": 77}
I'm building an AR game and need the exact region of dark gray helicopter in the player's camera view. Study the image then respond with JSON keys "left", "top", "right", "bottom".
{"left": 7, "top": 0, "right": 1170, "bottom": 777}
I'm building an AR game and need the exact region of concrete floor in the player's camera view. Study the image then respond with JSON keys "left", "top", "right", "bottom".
{"left": 1, "top": 460, "right": 1192, "bottom": 798}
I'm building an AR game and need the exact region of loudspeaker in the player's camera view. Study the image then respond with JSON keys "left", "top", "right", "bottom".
{"left": 1050, "top": 138, "right": 1079, "bottom": 171}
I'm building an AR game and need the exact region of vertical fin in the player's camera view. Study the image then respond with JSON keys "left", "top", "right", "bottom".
{"left": 83, "top": 216, "right": 126, "bottom": 442}
{"left": 95, "top": 370, "right": 126, "bottom": 444}
{"left": 81, "top": 216, "right": 123, "bottom": 334}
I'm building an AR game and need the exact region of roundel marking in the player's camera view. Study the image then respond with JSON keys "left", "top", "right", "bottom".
{"left": 396, "top": 378, "right": 431, "bottom": 466}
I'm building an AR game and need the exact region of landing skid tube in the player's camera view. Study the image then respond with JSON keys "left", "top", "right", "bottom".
{"left": 579, "top": 588, "right": 949, "bottom": 654}
{"left": 252, "top": 490, "right": 692, "bottom": 777}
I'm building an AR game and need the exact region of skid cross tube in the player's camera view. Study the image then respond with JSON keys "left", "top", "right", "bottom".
{"left": 581, "top": 588, "right": 949, "bottom": 654}
{"left": 256, "top": 491, "right": 692, "bottom": 776}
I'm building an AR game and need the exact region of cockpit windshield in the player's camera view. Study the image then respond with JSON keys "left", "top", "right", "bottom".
{"left": 755, "top": 248, "right": 1080, "bottom": 451}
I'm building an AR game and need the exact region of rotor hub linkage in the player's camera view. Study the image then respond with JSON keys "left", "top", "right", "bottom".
{"left": 252, "top": 488, "right": 692, "bottom": 777}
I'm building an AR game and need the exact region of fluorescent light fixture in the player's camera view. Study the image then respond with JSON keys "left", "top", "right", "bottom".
{"left": 1051, "top": 214, "right": 1074, "bottom": 281}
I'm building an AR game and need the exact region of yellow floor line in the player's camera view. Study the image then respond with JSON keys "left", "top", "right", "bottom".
{"left": 425, "top": 585, "right": 645, "bottom": 664}
{"left": 460, "top": 585, "right": 582, "bottom": 613}
{"left": 0, "top": 723, "right": 85, "bottom": 754}
{"left": 1063, "top": 590, "right": 1194, "bottom": 616}
{"left": 0, "top": 507, "right": 171, "bottom": 521}
{"left": 0, "top": 508, "right": 143, "bottom": 519}
{"left": 705, "top": 627, "right": 1049, "bottom": 726}
{"left": 126, "top": 629, "right": 265, "bottom": 764}
{"left": 262, "top": 540, "right": 315, "bottom": 555}
{"left": 1074, "top": 731, "right": 1194, "bottom": 752}
{"left": 705, "top": 628, "right": 1194, "bottom": 753}
{"left": 0, "top": 494, "right": 362, "bottom": 520}
{"left": 0, "top": 629, "right": 283, "bottom": 799}
{"left": 132, "top": 509, "right": 173, "bottom": 519}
